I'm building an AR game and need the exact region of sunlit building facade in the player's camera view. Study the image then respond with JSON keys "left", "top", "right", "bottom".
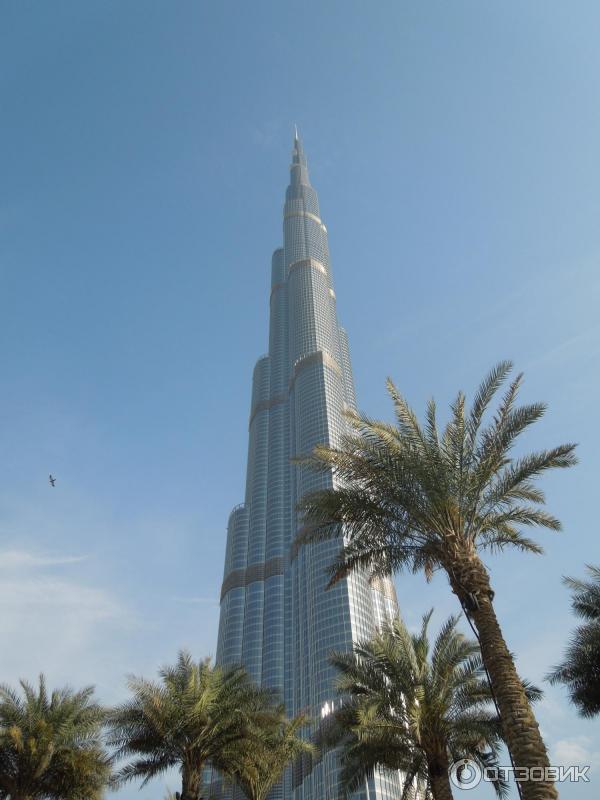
{"left": 215, "top": 132, "right": 402, "bottom": 800}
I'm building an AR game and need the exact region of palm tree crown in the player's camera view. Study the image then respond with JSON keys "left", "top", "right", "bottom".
{"left": 296, "top": 362, "right": 576, "bottom": 800}
{"left": 321, "top": 612, "right": 518, "bottom": 800}
{"left": 107, "top": 651, "right": 275, "bottom": 800}
{"left": 0, "top": 676, "right": 110, "bottom": 800}
{"left": 547, "top": 564, "right": 600, "bottom": 716}
{"left": 297, "top": 361, "right": 575, "bottom": 584}
{"left": 228, "top": 708, "right": 315, "bottom": 800}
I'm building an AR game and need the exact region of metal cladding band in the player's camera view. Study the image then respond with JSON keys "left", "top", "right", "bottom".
{"left": 284, "top": 210, "right": 324, "bottom": 227}
{"left": 249, "top": 393, "right": 286, "bottom": 428}
{"left": 220, "top": 556, "right": 284, "bottom": 600}
{"left": 250, "top": 351, "right": 340, "bottom": 425}
{"left": 288, "top": 257, "right": 327, "bottom": 276}
{"left": 290, "top": 349, "right": 342, "bottom": 390}
{"left": 270, "top": 281, "right": 286, "bottom": 299}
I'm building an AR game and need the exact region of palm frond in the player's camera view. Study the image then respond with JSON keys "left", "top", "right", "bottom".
{"left": 294, "top": 363, "right": 575, "bottom": 588}
{"left": 324, "top": 610, "right": 506, "bottom": 798}
{"left": 546, "top": 566, "right": 600, "bottom": 717}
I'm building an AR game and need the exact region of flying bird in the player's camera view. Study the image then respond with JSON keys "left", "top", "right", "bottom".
{"left": 49, "top": 474, "right": 56, "bottom": 487}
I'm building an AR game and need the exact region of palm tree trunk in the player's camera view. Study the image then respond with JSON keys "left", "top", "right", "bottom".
{"left": 426, "top": 752, "right": 454, "bottom": 800}
{"left": 447, "top": 553, "right": 557, "bottom": 800}
{"left": 180, "top": 767, "right": 202, "bottom": 800}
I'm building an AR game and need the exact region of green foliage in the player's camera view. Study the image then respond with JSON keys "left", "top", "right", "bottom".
{"left": 295, "top": 360, "right": 576, "bottom": 587}
{"left": 228, "top": 708, "right": 315, "bottom": 800}
{"left": 547, "top": 565, "right": 600, "bottom": 716}
{"left": 107, "top": 651, "right": 276, "bottom": 798}
{"left": 0, "top": 676, "right": 111, "bottom": 800}
{"left": 320, "top": 612, "right": 511, "bottom": 799}
{"left": 294, "top": 363, "right": 570, "bottom": 793}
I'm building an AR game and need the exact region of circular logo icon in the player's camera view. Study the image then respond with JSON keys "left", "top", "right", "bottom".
{"left": 450, "top": 759, "right": 482, "bottom": 790}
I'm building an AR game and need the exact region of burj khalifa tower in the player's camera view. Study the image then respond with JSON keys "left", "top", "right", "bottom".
{"left": 215, "top": 131, "right": 401, "bottom": 800}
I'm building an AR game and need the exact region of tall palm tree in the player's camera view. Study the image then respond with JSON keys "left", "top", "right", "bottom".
{"left": 228, "top": 708, "right": 315, "bottom": 800}
{"left": 320, "top": 612, "right": 525, "bottom": 800}
{"left": 0, "top": 676, "right": 111, "bottom": 800}
{"left": 107, "top": 651, "right": 275, "bottom": 800}
{"left": 295, "top": 362, "right": 576, "bottom": 800}
{"left": 547, "top": 564, "right": 600, "bottom": 716}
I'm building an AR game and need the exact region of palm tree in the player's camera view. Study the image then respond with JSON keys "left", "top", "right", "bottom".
{"left": 228, "top": 708, "right": 314, "bottom": 800}
{"left": 295, "top": 362, "right": 576, "bottom": 800}
{"left": 107, "top": 651, "right": 275, "bottom": 800}
{"left": 0, "top": 676, "right": 111, "bottom": 800}
{"left": 320, "top": 611, "right": 527, "bottom": 800}
{"left": 547, "top": 564, "right": 600, "bottom": 716}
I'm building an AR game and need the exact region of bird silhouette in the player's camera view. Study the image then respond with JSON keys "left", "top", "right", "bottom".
{"left": 49, "top": 474, "right": 56, "bottom": 487}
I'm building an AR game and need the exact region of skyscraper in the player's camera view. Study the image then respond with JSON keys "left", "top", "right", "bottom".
{"left": 215, "top": 132, "right": 401, "bottom": 799}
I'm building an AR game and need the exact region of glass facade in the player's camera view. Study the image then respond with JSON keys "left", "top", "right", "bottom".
{"left": 214, "top": 133, "right": 403, "bottom": 800}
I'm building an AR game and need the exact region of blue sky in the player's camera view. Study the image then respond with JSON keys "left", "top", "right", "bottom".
{"left": 1, "top": 1, "right": 599, "bottom": 798}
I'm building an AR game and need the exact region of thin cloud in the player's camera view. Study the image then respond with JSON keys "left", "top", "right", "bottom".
{"left": 172, "top": 596, "right": 219, "bottom": 606}
{"left": 0, "top": 547, "right": 132, "bottom": 688}
{"left": 0, "top": 549, "right": 88, "bottom": 570}
{"left": 552, "top": 736, "right": 600, "bottom": 772}
{"left": 525, "top": 326, "right": 600, "bottom": 371}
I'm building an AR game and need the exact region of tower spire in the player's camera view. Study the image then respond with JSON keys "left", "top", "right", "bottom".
{"left": 290, "top": 126, "right": 308, "bottom": 184}
{"left": 292, "top": 126, "right": 304, "bottom": 155}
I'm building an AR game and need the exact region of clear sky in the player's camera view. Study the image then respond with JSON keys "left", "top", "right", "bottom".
{"left": 1, "top": 2, "right": 599, "bottom": 798}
